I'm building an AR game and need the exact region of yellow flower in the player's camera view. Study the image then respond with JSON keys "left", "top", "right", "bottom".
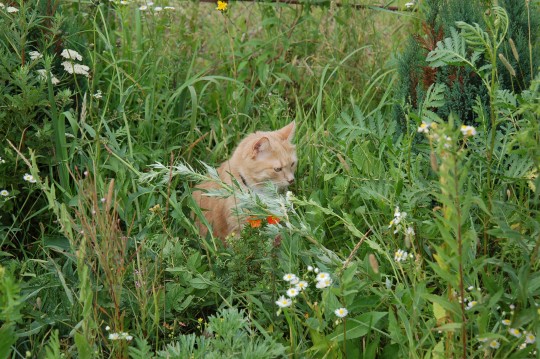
{"left": 216, "top": 0, "right": 227, "bottom": 11}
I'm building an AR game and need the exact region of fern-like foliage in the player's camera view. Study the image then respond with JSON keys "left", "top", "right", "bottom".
{"left": 426, "top": 27, "right": 482, "bottom": 70}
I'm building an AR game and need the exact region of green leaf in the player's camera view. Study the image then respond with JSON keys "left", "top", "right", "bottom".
{"left": 75, "top": 333, "right": 92, "bottom": 359}
{"left": 327, "top": 312, "right": 387, "bottom": 342}
{"left": 0, "top": 324, "right": 16, "bottom": 359}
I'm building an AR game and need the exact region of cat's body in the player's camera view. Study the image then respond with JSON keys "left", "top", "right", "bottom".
{"left": 193, "top": 122, "right": 297, "bottom": 239}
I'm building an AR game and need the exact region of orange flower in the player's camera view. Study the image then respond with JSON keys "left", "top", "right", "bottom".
{"left": 247, "top": 217, "right": 262, "bottom": 228}
{"left": 267, "top": 216, "right": 280, "bottom": 225}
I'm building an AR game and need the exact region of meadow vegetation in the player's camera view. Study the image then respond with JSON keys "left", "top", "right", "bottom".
{"left": 0, "top": 0, "right": 539, "bottom": 357}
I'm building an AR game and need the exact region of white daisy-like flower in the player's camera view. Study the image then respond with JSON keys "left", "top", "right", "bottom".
{"left": 394, "top": 249, "right": 408, "bottom": 262}
{"left": 315, "top": 278, "right": 332, "bottom": 289}
{"left": 307, "top": 265, "right": 313, "bottom": 272}
{"left": 139, "top": 5, "right": 148, "bottom": 10}
{"left": 125, "top": 335, "right": 133, "bottom": 341}
{"left": 501, "top": 319, "right": 511, "bottom": 326}
{"left": 275, "top": 295, "right": 292, "bottom": 308}
{"left": 7, "top": 6, "right": 18, "bottom": 12}
{"left": 164, "top": 6, "right": 175, "bottom": 9}
{"left": 405, "top": 1, "right": 415, "bottom": 8}
{"left": 460, "top": 125, "right": 477, "bottom": 137}
{"left": 61, "top": 49, "right": 83, "bottom": 61}
{"left": 467, "top": 285, "right": 474, "bottom": 291}
{"left": 465, "top": 301, "right": 478, "bottom": 310}
{"left": 29, "top": 51, "right": 43, "bottom": 60}
{"left": 334, "top": 307, "right": 348, "bottom": 318}
{"left": 489, "top": 340, "right": 500, "bottom": 349}
{"left": 290, "top": 277, "right": 299, "bottom": 285}
{"left": 286, "top": 287, "right": 299, "bottom": 298}
{"left": 23, "top": 173, "right": 37, "bottom": 183}
{"left": 519, "top": 342, "right": 527, "bottom": 350}
{"left": 316, "top": 272, "right": 330, "bottom": 282}
{"left": 283, "top": 273, "right": 297, "bottom": 282}
{"left": 154, "top": 6, "right": 162, "bottom": 11}
{"left": 477, "top": 337, "right": 489, "bottom": 343}
{"left": 525, "top": 333, "right": 536, "bottom": 344}
{"left": 0, "top": 190, "right": 9, "bottom": 196}
{"left": 93, "top": 90, "right": 103, "bottom": 99}
{"left": 295, "top": 281, "right": 308, "bottom": 291}
{"left": 417, "top": 121, "right": 430, "bottom": 133}
{"left": 108, "top": 333, "right": 120, "bottom": 340}
{"left": 508, "top": 328, "right": 522, "bottom": 338}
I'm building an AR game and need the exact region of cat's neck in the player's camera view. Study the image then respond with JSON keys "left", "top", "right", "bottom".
{"left": 218, "top": 160, "right": 252, "bottom": 189}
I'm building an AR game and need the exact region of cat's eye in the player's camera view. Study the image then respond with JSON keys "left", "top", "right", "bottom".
{"left": 274, "top": 167, "right": 282, "bottom": 172}
{"left": 291, "top": 161, "right": 296, "bottom": 167}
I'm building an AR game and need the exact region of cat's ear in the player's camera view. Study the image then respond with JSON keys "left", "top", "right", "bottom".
{"left": 277, "top": 121, "right": 296, "bottom": 142}
{"left": 252, "top": 136, "right": 271, "bottom": 159}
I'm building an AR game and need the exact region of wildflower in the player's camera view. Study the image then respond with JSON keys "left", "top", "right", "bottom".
{"left": 334, "top": 307, "right": 348, "bottom": 318}
{"left": 0, "top": 157, "right": 5, "bottom": 164}
{"left": 290, "top": 277, "right": 299, "bottom": 285}
{"left": 314, "top": 267, "right": 319, "bottom": 273}
{"left": 61, "top": 49, "right": 83, "bottom": 61}
{"left": 125, "top": 335, "right": 133, "bottom": 341}
{"left": 405, "top": 1, "right": 415, "bottom": 8}
{"left": 276, "top": 295, "right": 292, "bottom": 308}
{"left": 460, "top": 125, "right": 477, "bottom": 137}
{"left": 105, "top": 325, "right": 110, "bottom": 331}
{"left": 247, "top": 217, "right": 261, "bottom": 228}
{"left": 7, "top": 6, "right": 18, "bottom": 12}
{"left": 23, "top": 173, "right": 37, "bottom": 183}
{"left": 519, "top": 343, "right": 527, "bottom": 350}
{"left": 315, "top": 278, "right": 332, "bottom": 289}
{"left": 139, "top": 5, "right": 148, "bottom": 10}
{"left": 465, "top": 301, "right": 478, "bottom": 310}
{"left": 36, "top": 69, "right": 60, "bottom": 85}
{"left": 93, "top": 90, "right": 103, "bottom": 99}
{"left": 100, "top": 197, "right": 106, "bottom": 203}
{"left": 405, "top": 226, "right": 415, "bottom": 237}
{"left": 286, "top": 191, "right": 293, "bottom": 202}
{"left": 267, "top": 216, "right": 280, "bottom": 225}
{"left": 197, "top": 318, "right": 203, "bottom": 323}
{"left": 216, "top": 0, "right": 227, "bottom": 11}
{"left": 509, "top": 304, "right": 516, "bottom": 310}
{"left": 0, "top": 3, "right": 4, "bottom": 8}
{"left": 525, "top": 333, "right": 536, "bottom": 344}
{"left": 501, "top": 319, "right": 511, "bottom": 326}
{"left": 286, "top": 287, "right": 299, "bottom": 298}
{"left": 120, "top": 0, "right": 128, "bottom": 4}
{"left": 478, "top": 337, "right": 489, "bottom": 343}
{"left": 164, "top": 6, "right": 175, "bottom": 9}
{"left": 316, "top": 272, "right": 330, "bottom": 282}
{"left": 307, "top": 265, "right": 313, "bottom": 272}
{"left": 417, "top": 121, "right": 430, "bottom": 133}
{"left": 61, "top": 61, "right": 90, "bottom": 77}
{"left": 508, "top": 328, "right": 522, "bottom": 338}
{"left": 108, "top": 333, "right": 120, "bottom": 340}
{"left": 394, "top": 249, "right": 408, "bottom": 262}
{"left": 283, "top": 273, "right": 297, "bottom": 282}
{"left": 154, "top": 6, "right": 163, "bottom": 11}
{"left": 295, "top": 281, "right": 308, "bottom": 291}
{"left": 29, "top": 51, "right": 43, "bottom": 60}
{"left": 489, "top": 340, "right": 500, "bottom": 349}
{"left": 0, "top": 190, "right": 8, "bottom": 197}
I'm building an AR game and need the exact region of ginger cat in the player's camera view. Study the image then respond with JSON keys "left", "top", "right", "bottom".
{"left": 193, "top": 121, "right": 297, "bottom": 239}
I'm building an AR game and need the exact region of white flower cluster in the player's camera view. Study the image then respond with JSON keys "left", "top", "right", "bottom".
{"left": 315, "top": 272, "right": 332, "bottom": 289}
{"left": 61, "top": 49, "right": 90, "bottom": 77}
{"left": 137, "top": 2, "right": 176, "bottom": 11}
{"left": 105, "top": 326, "right": 133, "bottom": 341}
{"left": 0, "top": 2, "right": 19, "bottom": 12}
{"left": 108, "top": 332, "right": 133, "bottom": 341}
{"left": 36, "top": 69, "right": 60, "bottom": 85}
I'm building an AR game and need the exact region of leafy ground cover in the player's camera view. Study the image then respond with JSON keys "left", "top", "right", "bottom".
{"left": 1, "top": 0, "right": 539, "bottom": 357}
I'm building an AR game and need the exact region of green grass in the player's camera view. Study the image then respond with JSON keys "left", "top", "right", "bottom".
{"left": 1, "top": 0, "right": 539, "bottom": 358}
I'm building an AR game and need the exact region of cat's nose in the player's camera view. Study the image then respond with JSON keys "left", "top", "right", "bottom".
{"left": 288, "top": 178, "right": 294, "bottom": 185}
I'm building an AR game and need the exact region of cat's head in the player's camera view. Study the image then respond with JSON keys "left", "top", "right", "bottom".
{"left": 232, "top": 121, "right": 297, "bottom": 190}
